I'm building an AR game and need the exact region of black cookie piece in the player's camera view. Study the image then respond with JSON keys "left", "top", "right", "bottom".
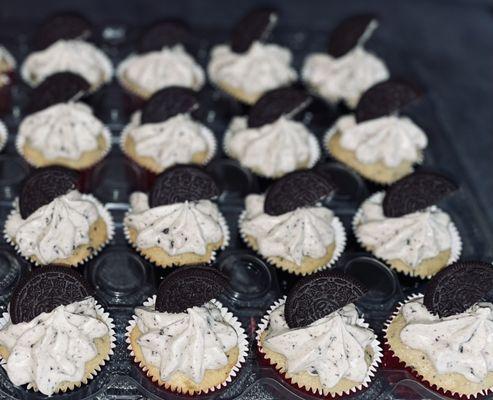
{"left": 155, "top": 266, "right": 228, "bottom": 313}
{"left": 10, "top": 265, "right": 93, "bottom": 324}
{"left": 34, "top": 12, "right": 93, "bottom": 50}
{"left": 248, "top": 87, "right": 311, "bottom": 128}
{"left": 141, "top": 86, "right": 199, "bottom": 124}
{"left": 27, "top": 72, "right": 91, "bottom": 113}
{"left": 383, "top": 171, "right": 458, "bottom": 218}
{"left": 355, "top": 79, "right": 423, "bottom": 123}
{"left": 19, "top": 166, "right": 79, "bottom": 219}
{"left": 328, "top": 14, "right": 377, "bottom": 58}
{"left": 138, "top": 19, "right": 191, "bottom": 53}
{"left": 231, "top": 8, "right": 278, "bottom": 53}
{"left": 285, "top": 270, "right": 367, "bottom": 328}
{"left": 149, "top": 165, "right": 220, "bottom": 207}
{"left": 264, "top": 170, "right": 335, "bottom": 216}
{"left": 424, "top": 261, "right": 493, "bottom": 318}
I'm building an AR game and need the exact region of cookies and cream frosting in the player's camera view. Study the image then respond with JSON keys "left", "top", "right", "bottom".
{"left": 330, "top": 115, "right": 427, "bottom": 168}
{"left": 399, "top": 296, "right": 493, "bottom": 383}
{"left": 125, "top": 192, "right": 226, "bottom": 255}
{"left": 18, "top": 102, "right": 108, "bottom": 160}
{"left": 208, "top": 41, "right": 296, "bottom": 97}
{"left": 21, "top": 40, "right": 112, "bottom": 89}
{"left": 355, "top": 192, "right": 452, "bottom": 268}
{"left": 225, "top": 116, "right": 318, "bottom": 178}
{"left": 241, "top": 194, "right": 336, "bottom": 265}
{"left": 0, "top": 297, "right": 110, "bottom": 396}
{"left": 264, "top": 303, "right": 376, "bottom": 388}
{"left": 5, "top": 190, "right": 102, "bottom": 264}
{"left": 118, "top": 45, "right": 205, "bottom": 95}
{"left": 133, "top": 300, "right": 238, "bottom": 383}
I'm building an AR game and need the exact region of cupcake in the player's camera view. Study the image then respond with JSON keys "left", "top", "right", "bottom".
{"left": 127, "top": 266, "right": 248, "bottom": 395}
{"left": 117, "top": 19, "right": 205, "bottom": 100}
{"left": 121, "top": 86, "right": 216, "bottom": 174}
{"left": 0, "top": 266, "right": 115, "bottom": 396}
{"left": 17, "top": 73, "right": 111, "bottom": 170}
{"left": 0, "top": 45, "right": 16, "bottom": 76}
{"left": 208, "top": 8, "right": 297, "bottom": 104}
{"left": 257, "top": 271, "right": 382, "bottom": 397}
{"left": 4, "top": 167, "right": 114, "bottom": 267}
{"left": 0, "top": 118, "right": 7, "bottom": 152}
{"left": 385, "top": 261, "right": 493, "bottom": 398}
{"left": 353, "top": 171, "right": 462, "bottom": 278}
{"left": 124, "top": 165, "right": 229, "bottom": 268}
{"left": 325, "top": 79, "right": 426, "bottom": 184}
{"left": 0, "top": 45, "right": 15, "bottom": 114}
{"left": 21, "top": 13, "right": 112, "bottom": 92}
{"left": 240, "top": 170, "right": 346, "bottom": 275}
{"left": 302, "top": 14, "right": 389, "bottom": 108}
{"left": 223, "top": 87, "right": 319, "bottom": 178}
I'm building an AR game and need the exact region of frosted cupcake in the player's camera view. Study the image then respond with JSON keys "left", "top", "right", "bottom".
{"left": 127, "top": 266, "right": 247, "bottom": 395}
{"left": 224, "top": 87, "right": 319, "bottom": 178}
{"left": 4, "top": 167, "right": 113, "bottom": 267}
{"left": 258, "top": 271, "right": 382, "bottom": 397}
{"left": 124, "top": 165, "right": 229, "bottom": 268}
{"left": 208, "top": 8, "right": 296, "bottom": 104}
{"left": 240, "top": 171, "right": 346, "bottom": 275}
{"left": 0, "top": 45, "right": 16, "bottom": 76}
{"left": 121, "top": 87, "right": 216, "bottom": 173}
{"left": 0, "top": 266, "right": 115, "bottom": 396}
{"left": 303, "top": 14, "right": 389, "bottom": 108}
{"left": 0, "top": 119, "right": 7, "bottom": 152}
{"left": 353, "top": 171, "right": 462, "bottom": 278}
{"left": 0, "top": 45, "right": 15, "bottom": 113}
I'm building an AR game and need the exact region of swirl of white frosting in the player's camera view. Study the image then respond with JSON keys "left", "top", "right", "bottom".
{"left": 5, "top": 190, "right": 101, "bottom": 264}
{"left": 118, "top": 45, "right": 205, "bottom": 95}
{"left": 125, "top": 192, "right": 225, "bottom": 255}
{"left": 0, "top": 45, "right": 16, "bottom": 72}
{"left": 0, "top": 297, "right": 109, "bottom": 396}
{"left": 134, "top": 301, "right": 238, "bottom": 383}
{"left": 333, "top": 115, "right": 427, "bottom": 167}
{"left": 208, "top": 42, "right": 297, "bottom": 97}
{"left": 21, "top": 40, "right": 112, "bottom": 89}
{"left": 265, "top": 303, "right": 375, "bottom": 388}
{"left": 241, "top": 194, "right": 335, "bottom": 265}
{"left": 18, "top": 102, "right": 107, "bottom": 160}
{"left": 126, "top": 112, "right": 211, "bottom": 169}
{"left": 400, "top": 296, "right": 493, "bottom": 383}
{"left": 303, "top": 47, "right": 388, "bottom": 108}
{"left": 355, "top": 192, "right": 452, "bottom": 267}
{"left": 226, "top": 116, "right": 318, "bottom": 178}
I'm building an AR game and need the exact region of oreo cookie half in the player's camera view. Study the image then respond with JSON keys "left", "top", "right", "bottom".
{"left": 149, "top": 165, "right": 220, "bottom": 208}
{"left": 138, "top": 19, "right": 191, "bottom": 53}
{"left": 285, "top": 270, "right": 367, "bottom": 328}
{"left": 19, "top": 166, "right": 79, "bottom": 219}
{"left": 34, "top": 12, "right": 93, "bottom": 50}
{"left": 10, "top": 265, "right": 93, "bottom": 324}
{"left": 355, "top": 79, "right": 423, "bottom": 123}
{"left": 231, "top": 8, "right": 278, "bottom": 54}
{"left": 155, "top": 266, "right": 228, "bottom": 313}
{"left": 424, "top": 261, "right": 493, "bottom": 318}
{"left": 248, "top": 87, "right": 311, "bottom": 128}
{"left": 27, "top": 72, "right": 91, "bottom": 113}
{"left": 383, "top": 171, "right": 458, "bottom": 218}
{"left": 264, "top": 170, "right": 335, "bottom": 216}
{"left": 327, "top": 14, "right": 377, "bottom": 58}
{"left": 141, "top": 86, "right": 199, "bottom": 124}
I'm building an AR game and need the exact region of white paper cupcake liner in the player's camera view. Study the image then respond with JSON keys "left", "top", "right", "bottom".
{"left": 0, "top": 119, "right": 7, "bottom": 152}
{"left": 4, "top": 194, "right": 115, "bottom": 267}
{"left": 238, "top": 208, "right": 346, "bottom": 276}
{"left": 223, "top": 128, "right": 321, "bottom": 179}
{"left": 119, "top": 111, "right": 217, "bottom": 174}
{"left": 0, "top": 299, "right": 116, "bottom": 395}
{"left": 352, "top": 191, "right": 462, "bottom": 279}
{"left": 126, "top": 296, "right": 248, "bottom": 395}
{"left": 256, "top": 297, "right": 382, "bottom": 397}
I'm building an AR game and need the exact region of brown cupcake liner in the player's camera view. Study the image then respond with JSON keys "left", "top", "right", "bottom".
{"left": 257, "top": 297, "right": 383, "bottom": 398}
{"left": 0, "top": 119, "right": 7, "bottom": 152}
{"left": 4, "top": 194, "right": 115, "bottom": 267}
{"left": 126, "top": 296, "right": 248, "bottom": 396}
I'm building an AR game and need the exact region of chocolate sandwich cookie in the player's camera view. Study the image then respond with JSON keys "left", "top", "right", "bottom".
{"left": 231, "top": 8, "right": 278, "bottom": 54}
{"left": 138, "top": 19, "right": 191, "bottom": 53}
{"left": 141, "top": 86, "right": 199, "bottom": 124}
{"left": 327, "top": 14, "right": 377, "bottom": 58}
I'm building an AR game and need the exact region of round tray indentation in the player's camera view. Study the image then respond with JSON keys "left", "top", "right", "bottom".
{"left": 207, "top": 159, "right": 257, "bottom": 198}
{"left": 0, "top": 250, "right": 22, "bottom": 293}
{"left": 0, "top": 155, "right": 30, "bottom": 200}
{"left": 317, "top": 162, "right": 366, "bottom": 201}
